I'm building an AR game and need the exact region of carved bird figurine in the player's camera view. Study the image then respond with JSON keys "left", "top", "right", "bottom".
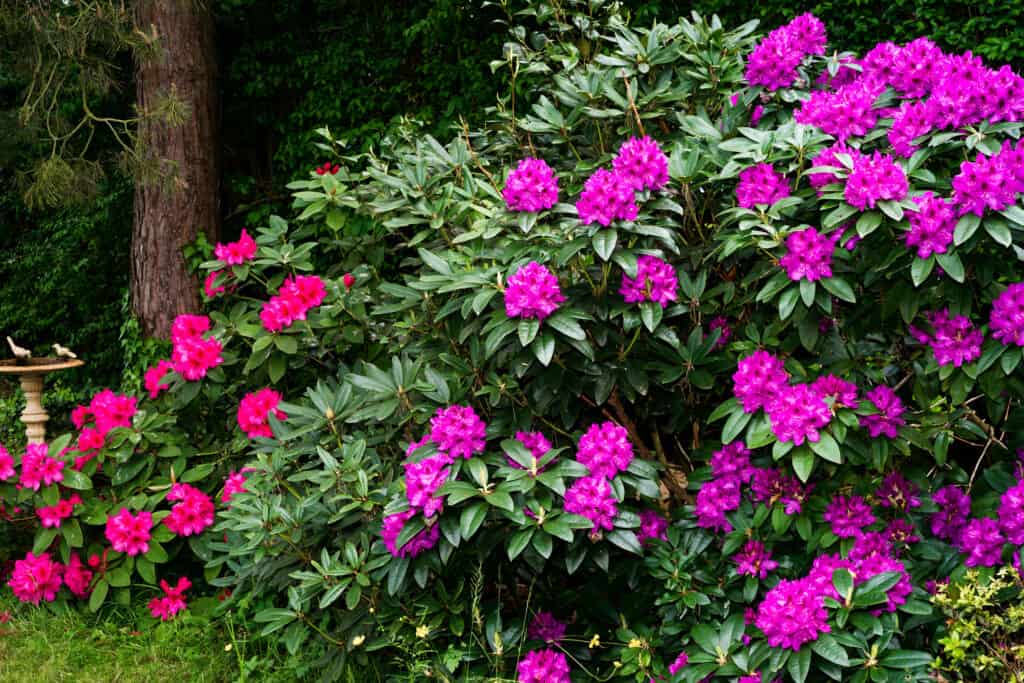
{"left": 6, "top": 336, "right": 31, "bottom": 361}
{"left": 53, "top": 344, "right": 77, "bottom": 359}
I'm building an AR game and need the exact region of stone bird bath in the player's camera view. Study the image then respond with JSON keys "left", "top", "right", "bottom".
{"left": 0, "top": 357, "right": 84, "bottom": 444}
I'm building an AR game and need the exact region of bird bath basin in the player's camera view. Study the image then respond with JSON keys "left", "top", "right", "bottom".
{"left": 0, "top": 357, "right": 84, "bottom": 444}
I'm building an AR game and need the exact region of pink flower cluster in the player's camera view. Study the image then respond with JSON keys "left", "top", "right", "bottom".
{"left": 381, "top": 509, "right": 440, "bottom": 558}
{"left": 957, "top": 518, "right": 1004, "bottom": 567}
{"left": 7, "top": 552, "right": 64, "bottom": 604}
{"left": 221, "top": 469, "right": 251, "bottom": 504}
{"left": 990, "top": 282, "right": 1024, "bottom": 346}
{"left": 620, "top": 255, "right": 678, "bottom": 308}
{"left": 732, "top": 350, "right": 790, "bottom": 413}
{"left": 69, "top": 388, "right": 138, "bottom": 460}
{"left": 504, "top": 261, "right": 566, "bottom": 321}
{"left": 637, "top": 509, "right": 668, "bottom": 545}
{"left": 63, "top": 553, "right": 93, "bottom": 598}
{"left": 164, "top": 483, "right": 215, "bottom": 537}
{"left": 905, "top": 192, "right": 955, "bottom": 258}
{"left": 19, "top": 442, "right": 64, "bottom": 490}
{"left": 765, "top": 383, "right": 832, "bottom": 446}
{"left": 576, "top": 136, "right": 668, "bottom": 224}
{"left": 823, "top": 494, "right": 876, "bottom": 538}
{"left": 564, "top": 475, "right": 618, "bottom": 537}
{"left": 750, "top": 467, "right": 810, "bottom": 514}
{"left": 0, "top": 443, "right": 13, "bottom": 480}
{"left": 148, "top": 577, "right": 191, "bottom": 621}
{"left": 144, "top": 360, "right": 175, "bottom": 399}
{"left": 105, "top": 508, "right": 153, "bottom": 556}
{"left": 736, "top": 163, "right": 791, "bottom": 209}
{"left": 237, "top": 388, "right": 286, "bottom": 439}
{"left": 910, "top": 309, "right": 983, "bottom": 367}
{"left": 527, "top": 611, "right": 566, "bottom": 643}
{"left": 170, "top": 314, "right": 224, "bottom": 381}
{"left": 808, "top": 142, "right": 862, "bottom": 191}
{"left": 778, "top": 227, "right": 836, "bottom": 282}
{"left": 36, "top": 494, "right": 82, "bottom": 528}
{"left": 576, "top": 421, "right": 634, "bottom": 479}
{"left": 875, "top": 472, "right": 921, "bottom": 511}
{"left": 951, "top": 141, "right": 1024, "bottom": 216}
{"left": 429, "top": 405, "right": 487, "bottom": 459}
{"left": 404, "top": 454, "right": 450, "bottom": 518}
{"left": 843, "top": 151, "right": 908, "bottom": 210}
{"left": 930, "top": 485, "right": 970, "bottom": 543}
{"left": 859, "top": 385, "right": 906, "bottom": 438}
{"left": 214, "top": 228, "right": 258, "bottom": 265}
{"left": 516, "top": 649, "right": 570, "bottom": 683}
{"left": 260, "top": 274, "right": 327, "bottom": 332}
{"left": 734, "top": 539, "right": 779, "bottom": 579}
{"left": 795, "top": 81, "right": 883, "bottom": 141}
{"left": 507, "top": 430, "right": 553, "bottom": 471}
{"left": 503, "top": 158, "right": 559, "bottom": 212}
{"left": 745, "top": 13, "right": 826, "bottom": 90}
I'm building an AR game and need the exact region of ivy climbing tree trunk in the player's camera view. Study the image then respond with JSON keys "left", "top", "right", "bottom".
{"left": 131, "top": 0, "right": 220, "bottom": 339}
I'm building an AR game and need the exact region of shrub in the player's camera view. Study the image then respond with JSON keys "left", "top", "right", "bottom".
{"left": 3, "top": 2, "right": 1024, "bottom": 682}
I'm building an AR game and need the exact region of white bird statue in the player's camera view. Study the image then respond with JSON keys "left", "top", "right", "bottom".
{"left": 53, "top": 344, "right": 77, "bottom": 359}
{"left": 6, "top": 336, "right": 31, "bottom": 361}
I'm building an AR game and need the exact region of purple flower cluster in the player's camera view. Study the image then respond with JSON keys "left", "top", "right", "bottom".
{"left": 750, "top": 467, "right": 810, "bottom": 514}
{"left": 823, "top": 494, "right": 876, "bottom": 538}
{"left": 736, "top": 163, "right": 791, "bottom": 209}
{"left": 875, "top": 472, "right": 921, "bottom": 511}
{"left": 990, "top": 283, "right": 1024, "bottom": 346}
{"left": 888, "top": 100, "right": 936, "bottom": 157}
{"left": 859, "top": 386, "right": 906, "bottom": 438}
{"left": 620, "top": 255, "right": 678, "bottom": 308}
{"left": 734, "top": 540, "right": 779, "bottom": 579}
{"left": 957, "top": 518, "right": 1005, "bottom": 567}
{"left": 778, "top": 227, "right": 836, "bottom": 281}
{"left": 503, "top": 158, "right": 559, "bottom": 212}
{"left": 795, "top": 81, "right": 883, "bottom": 141}
{"left": 576, "top": 168, "right": 638, "bottom": 225}
{"left": 710, "top": 442, "right": 754, "bottom": 482}
{"left": 430, "top": 405, "right": 488, "bottom": 459}
{"left": 507, "top": 430, "right": 553, "bottom": 471}
{"left": 998, "top": 478, "right": 1024, "bottom": 545}
{"left": 695, "top": 475, "right": 741, "bottom": 532}
{"left": 613, "top": 136, "right": 669, "bottom": 190}
{"left": 930, "top": 485, "right": 971, "bottom": 542}
{"left": 811, "top": 375, "right": 859, "bottom": 410}
{"left": 564, "top": 475, "right": 618, "bottom": 537}
{"left": 403, "top": 455, "right": 450, "bottom": 518}
{"left": 637, "top": 510, "right": 668, "bottom": 545}
{"left": 504, "top": 261, "right": 566, "bottom": 321}
{"left": 911, "top": 309, "right": 983, "bottom": 367}
{"left": 527, "top": 612, "right": 566, "bottom": 643}
{"left": 844, "top": 151, "right": 908, "bottom": 210}
{"left": 668, "top": 651, "right": 689, "bottom": 675}
{"left": 808, "top": 142, "right": 862, "bottom": 191}
{"left": 905, "top": 192, "right": 956, "bottom": 259}
{"left": 754, "top": 578, "right": 831, "bottom": 650}
{"left": 708, "top": 316, "right": 732, "bottom": 348}
{"left": 951, "top": 141, "right": 1024, "bottom": 216}
{"left": 517, "top": 649, "right": 570, "bottom": 683}
{"left": 732, "top": 350, "right": 790, "bottom": 413}
{"left": 766, "top": 383, "right": 832, "bottom": 445}
{"left": 576, "top": 421, "right": 634, "bottom": 479}
{"left": 381, "top": 510, "right": 440, "bottom": 558}
{"left": 745, "top": 13, "right": 827, "bottom": 91}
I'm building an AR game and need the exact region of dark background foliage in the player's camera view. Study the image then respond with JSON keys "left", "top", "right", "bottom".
{"left": 2, "top": 0, "right": 1023, "bottom": 393}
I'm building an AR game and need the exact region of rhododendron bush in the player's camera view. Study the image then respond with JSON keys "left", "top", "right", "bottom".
{"left": 4, "top": 1, "right": 1024, "bottom": 681}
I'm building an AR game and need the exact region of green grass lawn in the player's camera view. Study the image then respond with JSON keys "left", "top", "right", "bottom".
{"left": 0, "top": 594, "right": 239, "bottom": 682}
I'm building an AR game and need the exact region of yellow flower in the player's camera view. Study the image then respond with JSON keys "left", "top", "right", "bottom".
{"left": 352, "top": 634, "right": 366, "bottom": 647}
{"left": 588, "top": 634, "right": 601, "bottom": 649}
{"left": 416, "top": 625, "right": 430, "bottom": 638}
{"left": 628, "top": 638, "right": 643, "bottom": 649}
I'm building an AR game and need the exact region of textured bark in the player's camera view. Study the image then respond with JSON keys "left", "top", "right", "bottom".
{"left": 131, "top": 0, "right": 219, "bottom": 338}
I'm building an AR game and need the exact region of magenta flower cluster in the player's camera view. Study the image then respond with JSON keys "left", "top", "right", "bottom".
{"left": 504, "top": 261, "right": 566, "bottom": 321}
{"left": 859, "top": 385, "right": 906, "bottom": 438}
{"left": 778, "top": 227, "right": 836, "bottom": 282}
{"left": 905, "top": 192, "right": 956, "bottom": 259}
{"left": 612, "top": 135, "right": 670, "bottom": 191}
{"left": 576, "top": 136, "right": 668, "bottom": 225}
{"left": 619, "top": 255, "right": 678, "bottom": 308}
{"left": 910, "top": 309, "right": 983, "bottom": 367}
{"left": 795, "top": 81, "right": 883, "bottom": 141}
{"left": 517, "top": 649, "right": 570, "bottom": 683}
{"left": 503, "top": 158, "right": 559, "bottom": 212}
{"left": 736, "top": 163, "right": 791, "bottom": 208}
{"left": 843, "top": 151, "right": 908, "bottom": 210}
{"left": 430, "top": 405, "right": 488, "bottom": 459}
{"left": 527, "top": 612, "right": 566, "bottom": 643}
{"left": 259, "top": 274, "right": 327, "bottom": 332}
{"left": 745, "top": 12, "right": 826, "bottom": 91}
{"left": 734, "top": 539, "right": 779, "bottom": 579}
{"left": 823, "top": 494, "right": 876, "bottom": 538}
{"left": 990, "top": 283, "right": 1024, "bottom": 346}
{"left": 576, "top": 421, "right": 634, "bottom": 479}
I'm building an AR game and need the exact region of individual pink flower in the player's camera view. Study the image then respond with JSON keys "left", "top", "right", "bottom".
{"left": 62, "top": 553, "right": 93, "bottom": 598}
{"left": 859, "top": 386, "right": 906, "bottom": 438}
{"left": 527, "top": 612, "right": 566, "bottom": 643}
{"left": 7, "top": 552, "right": 63, "bottom": 604}
{"left": 734, "top": 540, "right": 779, "bottom": 579}
{"left": 105, "top": 508, "right": 153, "bottom": 556}
{"left": 19, "top": 442, "right": 63, "bottom": 490}
{"left": 576, "top": 421, "right": 634, "bottom": 479}
{"left": 732, "top": 350, "right": 789, "bottom": 413}
{"left": 576, "top": 168, "right": 638, "bottom": 226}
{"left": 778, "top": 227, "right": 835, "bottom": 281}
{"left": 668, "top": 651, "right": 689, "bottom": 675}
{"left": 164, "top": 483, "right": 215, "bottom": 537}
{"left": 517, "top": 649, "right": 570, "bottom": 683}
{"left": 171, "top": 334, "right": 223, "bottom": 381}
{"left": 503, "top": 158, "right": 559, "bottom": 212}
{"left": 381, "top": 510, "right": 439, "bottom": 558}
{"left": 736, "top": 163, "right": 790, "bottom": 209}
{"left": 221, "top": 470, "right": 250, "bottom": 504}
{"left": 905, "top": 192, "right": 956, "bottom": 258}
{"left": 144, "top": 360, "right": 175, "bottom": 399}
{"left": 237, "top": 388, "right": 286, "bottom": 439}
{"left": 620, "top": 255, "right": 678, "bottom": 308}
{"left": 844, "top": 151, "right": 908, "bottom": 210}
{"left": 148, "top": 577, "right": 191, "bottom": 621}
{"left": 504, "top": 261, "right": 566, "bottom": 321}
{"left": 811, "top": 375, "right": 858, "bottom": 410}
{"left": 564, "top": 475, "right": 618, "bottom": 537}
{"left": 171, "top": 314, "right": 211, "bottom": 345}
{"left": 0, "top": 443, "right": 13, "bottom": 480}
{"left": 637, "top": 510, "right": 668, "bottom": 545}
{"left": 612, "top": 136, "right": 669, "bottom": 191}
{"left": 204, "top": 270, "right": 227, "bottom": 298}
{"left": 429, "top": 405, "right": 487, "bottom": 459}
{"left": 990, "top": 283, "right": 1024, "bottom": 347}
{"left": 214, "top": 228, "right": 258, "bottom": 265}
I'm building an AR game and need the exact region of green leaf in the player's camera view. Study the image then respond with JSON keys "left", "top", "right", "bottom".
{"left": 791, "top": 447, "right": 814, "bottom": 482}
{"left": 459, "top": 502, "right": 488, "bottom": 540}
{"left": 879, "top": 650, "right": 934, "bottom": 670}
{"left": 531, "top": 530, "right": 553, "bottom": 559}
{"left": 532, "top": 333, "right": 555, "bottom": 366}
{"left": 545, "top": 313, "right": 586, "bottom": 341}
{"left": 32, "top": 528, "right": 58, "bottom": 555}
{"left": 61, "top": 519, "right": 83, "bottom": 547}
{"left": 799, "top": 279, "right": 815, "bottom": 307}
{"left": 417, "top": 248, "right": 451, "bottom": 275}
{"left": 910, "top": 256, "right": 934, "bottom": 287}
{"left": 592, "top": 230, "right": 617, "bottom": 261}
{"left": 787, "top": 645, "right": 811, "bottom": 683}
{"left": 809, "top": 432, "right": 841, "bottom": 463}
{"left": 812, "top": 634, "right": 850, "bottom": 667}
{"left": 517, "top": 319, "right": 540, "bottom": 346}
{"left": 107, "top": 567, "right": 131, "bottom": 587}
{"left": 832, "top": 568, "right": 854, "bottom": 604}
{"left": 985, "top": 217, "right": 1012, "bottom": 246}
{"left": 136, "top": 557, "right": 156, "bottom": 585}
{"left": 60, "top": 468, "right": 92, "bottom": 490}
{"left": 856, "top": 211, "right": 883, "bottom": 237}
{"left": 486, "top": 490, "right": 514, "bottom": 512}
{"left": 779, "top": 286, "right": 799, "bottom": 320}
{"left": 274, "top": 335, "right": 298, "bottom": 354}
{"left": 954, "top": 214, "right": 981, "bottom": 245}
{"left": 89, "top": 579, "right": 109, "bottom": 612}
{"left": 878, "top": 200, "right": 904, "bottom": 221}
{"left": 935, "top": 252, "right": 965, "bottom": 282}
{"left": 721, "top": 410, "right": 753, "bottom": 444}
{"left": 507, "top": 529, "right": 533, "bottom": 560}
{"left": 144, "top": 541, "right": 168, "bottom": 563}
{"left": 639, "top": 302, "right": 663, "bottom": 332}
{"left": 821, "top": 277, "right": 856, "bottom": 303}
{"left": 606, "top": 529, "right": 643, "bottom": 555}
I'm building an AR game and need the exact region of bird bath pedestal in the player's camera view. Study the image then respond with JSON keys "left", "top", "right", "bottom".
{"left": 0, "top": 357, "right": 84, "bottom": 444}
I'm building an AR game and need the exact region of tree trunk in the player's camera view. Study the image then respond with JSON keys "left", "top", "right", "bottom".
{"left": 131, "top": 0, "right": 219, "bottom": 339}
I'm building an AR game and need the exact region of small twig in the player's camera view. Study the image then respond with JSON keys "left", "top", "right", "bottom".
{"left": 622, "top": 74, "right": 645, "bottom": 137}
